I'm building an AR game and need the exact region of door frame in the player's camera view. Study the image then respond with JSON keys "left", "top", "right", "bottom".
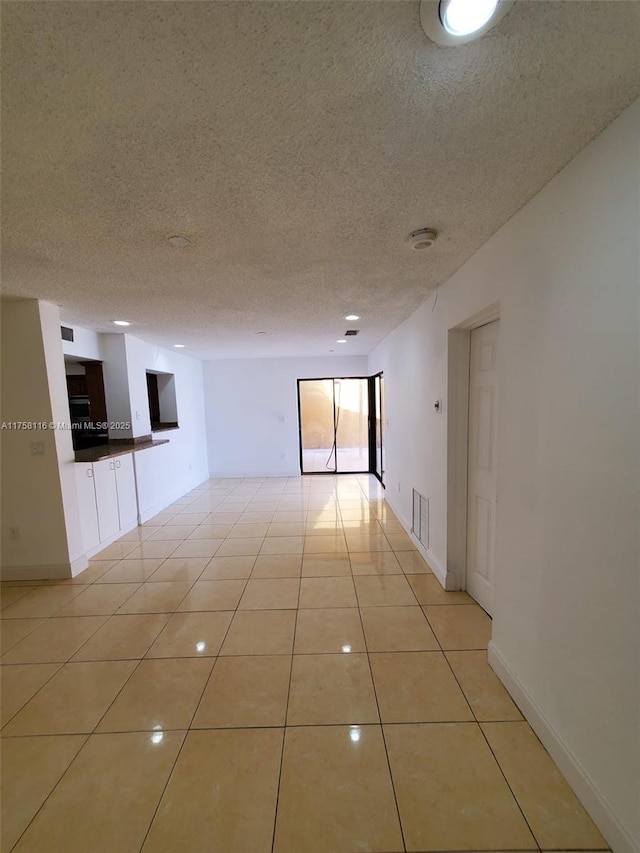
{"left": 446, "top": 303, "right": 500, "bottom": 591}
{"left": 297, "top": 376, "right": 373, "bottom": 476}
{"left": 370, "top": 372, "right": 385, "bottom": 486}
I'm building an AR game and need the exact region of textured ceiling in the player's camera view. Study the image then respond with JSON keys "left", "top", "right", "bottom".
{"left": 2, "top": 1, "right": 640, "bottom": 359}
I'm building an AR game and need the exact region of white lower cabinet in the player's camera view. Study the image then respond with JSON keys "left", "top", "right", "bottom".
{"left": 77, "top": 453, "right": 139, "bottom": 554}
{"left": 113, "top": 455, "right": 138, "bottom": 531}
{"left": 75, "top": 463, "right": 101, "bottom": 553}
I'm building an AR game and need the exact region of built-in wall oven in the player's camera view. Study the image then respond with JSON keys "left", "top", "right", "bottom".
{"left": 68, "top": 394, "right": 108, "bottom": 450}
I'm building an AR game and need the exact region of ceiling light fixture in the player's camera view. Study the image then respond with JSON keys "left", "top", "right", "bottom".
{"left": 173, "top": 344, "right": 185, "bottom": 348}
{"left": 113, "top": 320, "right": 130, "bottom": 326}
{"left": 345, "top": 314, "right": 360, "bottom": 322}
{"left": 336, "top": 339, "right": 347, "bottom": 344}
{"left": 442, "top": 0, "right": 498, "bottom": 35}
{"left": 168, "top": 235, "right": 191, "bottom": 248}
{"left": 420, "top": 0, "right": 512, "bottom": 46}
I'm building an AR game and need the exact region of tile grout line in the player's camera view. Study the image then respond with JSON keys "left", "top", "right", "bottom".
{"left": 352, "top": 487, "right": 408, "bottom": 853}
{"left": 6, "top": 729, "right": 91, "bottom": 853}
{"left": 134, "top": 575, "right": 251, "bottom": 852}
{"left": 269, "top": 577, "right": 299, "bottom": 853}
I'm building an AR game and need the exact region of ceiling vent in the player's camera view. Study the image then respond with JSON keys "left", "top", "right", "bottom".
{"left": 61, "top": 325, "right": 74, "bottom": 342}
{"left": 345, "top": 329, "right": 359, "bottom": 336}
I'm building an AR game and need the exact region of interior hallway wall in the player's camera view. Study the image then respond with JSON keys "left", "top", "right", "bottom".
{"left": 203, "top": 356, "right": 368, "bottom": 477}
{"left": 368, "top": 99, "right": 640, "bottom": 851}
{"left": 1, "top": 300, "right": 85, "bottom": 577}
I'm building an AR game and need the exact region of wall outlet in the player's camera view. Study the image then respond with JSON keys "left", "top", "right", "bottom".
{"left": 9, "top": 526, "right": 20, "bottom": 540}
{"left": 30, "top": 442, "right": 44, "bottom": 455}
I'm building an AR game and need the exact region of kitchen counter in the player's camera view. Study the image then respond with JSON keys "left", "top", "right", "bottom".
{"left": 74, "top": 438, "right": 169, "bottom": 463}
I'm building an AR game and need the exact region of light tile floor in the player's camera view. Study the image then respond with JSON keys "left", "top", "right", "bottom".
{"left": 1, "top": 475, "right": 609, "bottom": 853}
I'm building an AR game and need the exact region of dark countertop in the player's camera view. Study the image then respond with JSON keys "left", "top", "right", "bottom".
{"left": 74, "top": 439, "right": 169, "bottom": 463}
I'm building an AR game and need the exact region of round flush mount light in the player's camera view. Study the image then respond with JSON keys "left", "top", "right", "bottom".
{"left": 168, "top": 235, "right": 191, "bottom": 248}
{"left": 408, "top": 228, "right": 438, "bottom": 250}
{"left": 113, "top": 320, "right": 130, "bottom": 326}
{"left": 345, "top": 314, "right": 360, "bottom": 322}
{"left": 420, "top": 0, "right": 512, "bottom": 46}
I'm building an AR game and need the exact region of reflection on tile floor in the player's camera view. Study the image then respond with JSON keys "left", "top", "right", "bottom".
{"left": 1, "top": 475, "right": 608, "bottom": 853}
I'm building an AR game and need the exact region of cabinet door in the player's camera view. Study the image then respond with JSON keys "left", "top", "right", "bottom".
{"left": 114, "top": 454, "right": 138, "bottom": 531}
{"left": 74, "top": 463, "right": 100, "bottom": 553}
{"left": 93, "top": 458, "right": 120, "bottom": 542}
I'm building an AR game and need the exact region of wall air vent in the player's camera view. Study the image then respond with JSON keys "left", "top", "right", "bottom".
{"left": 344, "top": 329, "right": 359, "bottom": 336}
{"left": 61, "top": 326, "right": 74, "bottom": 342}
{"left": 412, "top": 489, "right": 429, "bottom": 549}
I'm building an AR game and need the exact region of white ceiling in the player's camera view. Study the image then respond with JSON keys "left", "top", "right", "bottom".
{"left": 2, "top": 1, "right": 640, "bottom": 360}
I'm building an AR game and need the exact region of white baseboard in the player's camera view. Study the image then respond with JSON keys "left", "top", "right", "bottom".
{"left": 1, "top": 562, "right": 75, "bottom": 581}
{"left": 383, "top": 493, "right": 450, "bottom": 588}
{"left": 138, "top": 474, "right": 210, "bottom": 524}
{"left": 69, "top": 553, "right": 89, "bottom": 577}
{"left": 488, "top": 641, "right": 638, "bottom": 853}
{"left": 208, "top": 469, "right": 301, "bottom": 479}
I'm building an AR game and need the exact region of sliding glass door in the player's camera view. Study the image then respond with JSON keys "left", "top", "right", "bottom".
{"left": 298, "top": 378, "right": 369, "bottom": 474}
{"left": 335, "top": 378, "right": 369, "bottom": 472}
{"left": 298, "top": 379, "right": 336, "bottom": 473}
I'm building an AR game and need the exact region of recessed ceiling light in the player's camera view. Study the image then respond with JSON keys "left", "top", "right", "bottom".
{"left": 336, "top": 339, "right": 347, "bottom": 344}
{"left": 441, "top": 0, "right": 498, "bottom": 35}
{"left": 420, "top": 0, "right": 512, "bottom": 45}
{"left": 345, "top": 314, "right": 360, "bottom": 321}
{"left": 168, "top": 235, "right": 191, "bottom": 248}
{"left": 173, "top": 344, "right": 185, "bottom": 348}
{"left": 113, "top": 320, "right": 130, "bottom": 326}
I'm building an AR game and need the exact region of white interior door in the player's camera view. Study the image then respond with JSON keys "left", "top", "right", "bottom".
{"left": 466, "top": 319, "right": 499, "bottom": 614}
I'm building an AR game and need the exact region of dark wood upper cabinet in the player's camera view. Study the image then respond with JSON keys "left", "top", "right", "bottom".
{"left": 66, "top": 375, "right": 88, "bottom": 397}
{"left": 80, "top": 361, "right": 108, "bottom": 424}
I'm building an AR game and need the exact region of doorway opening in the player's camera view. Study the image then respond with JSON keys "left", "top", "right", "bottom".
{"left": 297, "top": 376, "right": 384, "bottom": 480}
{"left": 446, "top": 304, "right": 499, "bottom": 611}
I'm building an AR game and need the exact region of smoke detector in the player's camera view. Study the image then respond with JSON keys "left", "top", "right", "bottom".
{"left": 408, "top": 228, "right": 438, "bottom": 249}
{"left": 168, "top": 235, "right": 191, "bottom": 248}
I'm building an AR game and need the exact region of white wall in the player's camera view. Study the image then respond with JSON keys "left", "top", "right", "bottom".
{"left": 1, "top": 300, "right": 85, "bottom": 578}
{"left": 100, "top": 334, "right": 135, "bottom": 439}
{"left": 62, "top": 324, "right": 101, "bottom": 361}
{"left": 368, "top": 100, "right": 640, "bottom": 852}
{"left": 203, "top": 356, "right": 368, "bottom": 476}
{"left": 121, "top": 334, "right": 210, "bottom": 521}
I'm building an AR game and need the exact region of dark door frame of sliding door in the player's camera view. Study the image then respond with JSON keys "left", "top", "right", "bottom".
{"left": 296, "top": 375, "right": 385, "bottom": 483}
{"left": 370, "top": 372, "right": 385, "bottom": 487}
